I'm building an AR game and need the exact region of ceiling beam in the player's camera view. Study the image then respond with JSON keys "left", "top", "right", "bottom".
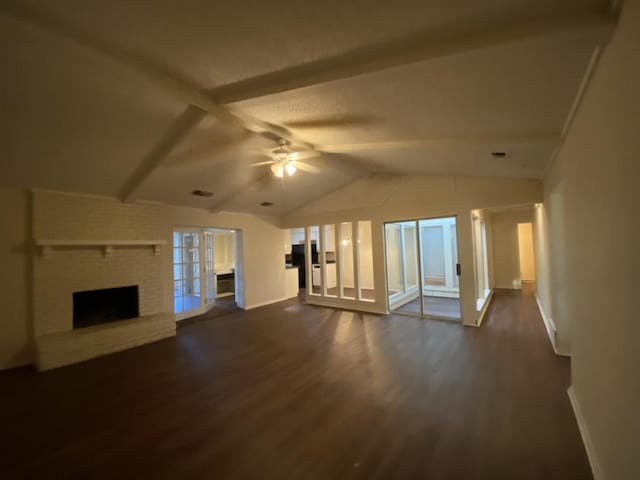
{"left": 0, "top": 0, "right": 314, "bottom": 151}
{"left": 2, "top": 1, "right": 616, "bottom": 211}
{"left": 210, "top": 12, "right": 616, "bottom": 105}
{"left": 0, "top": 1, "right": 242, "bottom": 128}
{"left": 319, "top": 132, "right": 562, "bottom": 153}
{"left": 120, "top": 105, "right": 207, "bottom": 202}
{"left": 0, "top": 0, "right": 320, "bottom": 201}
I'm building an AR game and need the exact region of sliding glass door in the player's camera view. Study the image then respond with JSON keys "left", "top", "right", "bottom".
{"left": 386, "top": 221, "right": 420, "bottom": 314}
{"left": 385, "top": 216, "right": 461, "bottom": 320}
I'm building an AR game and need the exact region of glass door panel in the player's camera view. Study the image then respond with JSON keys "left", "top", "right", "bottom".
{"left": 403, "top": 224, "right": 419, "bottom": 291}
{"left": 204, "top": 231, "right": 216, "bottom": 304}
{"left": 418, "top": 217, "right": 461, "bottom": 319}
{"left": 386, "top": 221, "right": 421, "bottom": 314}
{"left": 385, "top": 216, "right": 461, "bottom": 320}
{"left": 173, "top": 230, "right": 202, "bottom": 316}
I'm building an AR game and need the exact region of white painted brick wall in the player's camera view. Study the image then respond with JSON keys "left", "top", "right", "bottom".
{"left": 34, "top": 248, "right": 163, "bottom": 335}
{"left": 33, "top": 192, "right": 164, "bottom": 240}
{"left": 32, "top": 192, "right": 172, "bottom": 368}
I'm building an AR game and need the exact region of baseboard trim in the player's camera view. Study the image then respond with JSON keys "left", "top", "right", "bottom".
{"left": 567, "top": 386, "right": 604, "bottom": 480}
{"left": 534, "top": 294, "right": 566, "bottom": 356}
{"left": 243, "top": 297, "right": 290, "bottom": 310}
{"left": 475, "top": 290, "right": 494, "bottom": 327}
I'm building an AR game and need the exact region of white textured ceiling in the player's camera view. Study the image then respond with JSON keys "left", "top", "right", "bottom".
{"left": 0, "top": 0, "right": 613, "bottom": 215}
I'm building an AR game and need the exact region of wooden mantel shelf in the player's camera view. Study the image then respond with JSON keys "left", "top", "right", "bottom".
{"left": 36, "top": 240, "right": 167, "bottom": 258}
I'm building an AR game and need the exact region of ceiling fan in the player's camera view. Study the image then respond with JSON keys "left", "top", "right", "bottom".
{"left": 162, "top": 114, "right": 379, "bottom": 175}
{"left": 248, "top": 138, "right": 321, "bottom": 178}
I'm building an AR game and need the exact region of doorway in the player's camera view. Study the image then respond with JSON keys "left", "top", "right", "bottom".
{"left": 173, "top": 227, "right": 239, "bottom": 321}
{"left": 385, "top": 216, "right": 461, "bottom": 320}
{"left": 517, "top": 222, "right": 536, "bottom": 284}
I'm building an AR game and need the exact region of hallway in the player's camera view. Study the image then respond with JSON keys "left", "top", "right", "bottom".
{"left": 0, "top": 286, "right": 590, "bottom": 479}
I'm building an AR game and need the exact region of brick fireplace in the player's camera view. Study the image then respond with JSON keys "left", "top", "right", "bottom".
{"left": 32, "top": 192, "right": 175, "bottom": 371}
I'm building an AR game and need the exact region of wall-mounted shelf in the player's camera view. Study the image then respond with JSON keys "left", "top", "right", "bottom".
{"left": 36, "top": 240, "right": 167, "bottom": 258}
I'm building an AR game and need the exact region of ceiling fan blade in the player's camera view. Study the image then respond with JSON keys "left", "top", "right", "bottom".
{"left": 255, "top": 130, "right": 282, "bottom": 142}
{"left": 295, "top": 161, "right": 322, "bottom": 174}
{"left": 284, "top": 114, "right": 378, "bottom": 130}
{"left": 290, "top": 150, "right": 321, "bottom": 161}
{"left": 248, "top": 160, "right": 273, "bottom": 167}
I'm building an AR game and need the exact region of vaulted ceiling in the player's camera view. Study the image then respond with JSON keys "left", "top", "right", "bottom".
{"left": 0, "top": 0, "right": 616, "bottom": 216}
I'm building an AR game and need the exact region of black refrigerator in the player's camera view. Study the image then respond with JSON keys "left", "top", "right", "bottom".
{"left": 291, "top": 243, "right": 318, "bottom": 288}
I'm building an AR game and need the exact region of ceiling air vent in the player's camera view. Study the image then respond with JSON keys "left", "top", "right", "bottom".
{"left": 491, "top": 151, "right": 507, "bottom": 158}
{"left": 260, "top": 201, "right": 274, "bottom": 207}
{"left": 192, "top": 189, "right": 213, "bottom": 197}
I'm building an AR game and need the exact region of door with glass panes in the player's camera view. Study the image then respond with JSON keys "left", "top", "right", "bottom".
{"left": 173, "top": 229, "right": 217, "bottom": 320}
{"left": 385, "top": 216, "right": 461, "bottom": 320}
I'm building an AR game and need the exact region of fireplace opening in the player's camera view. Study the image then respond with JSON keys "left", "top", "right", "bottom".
{"left": 73, "top": 286, "right": 139, "bottom": 329}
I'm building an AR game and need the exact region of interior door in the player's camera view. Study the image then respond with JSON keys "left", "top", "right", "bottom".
{"left": 173, "top": 229, "right": 206, "bottom": 320}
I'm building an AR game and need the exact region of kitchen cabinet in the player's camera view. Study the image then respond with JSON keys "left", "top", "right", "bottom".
{"left": 312, "top": 263, "right": 337, "bottom": 288}
{"left": 285, "top": 267, "right": 299, "bottom": 298}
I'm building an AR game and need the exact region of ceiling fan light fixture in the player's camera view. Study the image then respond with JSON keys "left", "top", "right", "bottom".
{"left": 285, "top": 161, "right": 297, "bottom": 176}
{"left": 271, "top": 163, "right": 284, "bottom": 178}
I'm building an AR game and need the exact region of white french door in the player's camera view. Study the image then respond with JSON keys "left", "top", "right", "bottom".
{"left": 173, "top": 228, "right": 219, "bottom": 321}
{"left": 204, "top": 231, "right": 216, "bottom": 304}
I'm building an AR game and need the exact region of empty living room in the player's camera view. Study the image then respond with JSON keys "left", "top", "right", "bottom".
{"left": 1, "top": 1, "right": 638, "bottom": 479}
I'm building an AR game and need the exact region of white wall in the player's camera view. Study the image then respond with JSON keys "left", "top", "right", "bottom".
{"left": 488, "top": 208, "right": 535, "bottom": 289}
{"left": 544, "top": 159, "right": 571, "bottom": 354}
{"left": 471, "top": 209, "right": 492, "bottom": 301}
{"left": 283, "top": 175, "right": 542, "bottom": 324}
{"left": 0, "top": 188, "right": 31, "bottom": 369}
{"left": 213, "top": 231, "right": 235, "bottom": 270}
{"left": 385, "top": 224, "right": 403, "bottom": 292}
{"left": 533, "top": 202, "right": 553, "bottom": 331}
{"left": 541, "top": 1, "right": 640, "bottom": 478}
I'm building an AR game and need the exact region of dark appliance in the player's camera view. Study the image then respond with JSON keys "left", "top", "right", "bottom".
{"left": 291, "top": 243, "right": 317, "bottom": 288}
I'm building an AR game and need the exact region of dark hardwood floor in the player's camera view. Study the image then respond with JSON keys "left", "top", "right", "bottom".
{"left": 0, "top": 285, "right": 591, "bottom": 479}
